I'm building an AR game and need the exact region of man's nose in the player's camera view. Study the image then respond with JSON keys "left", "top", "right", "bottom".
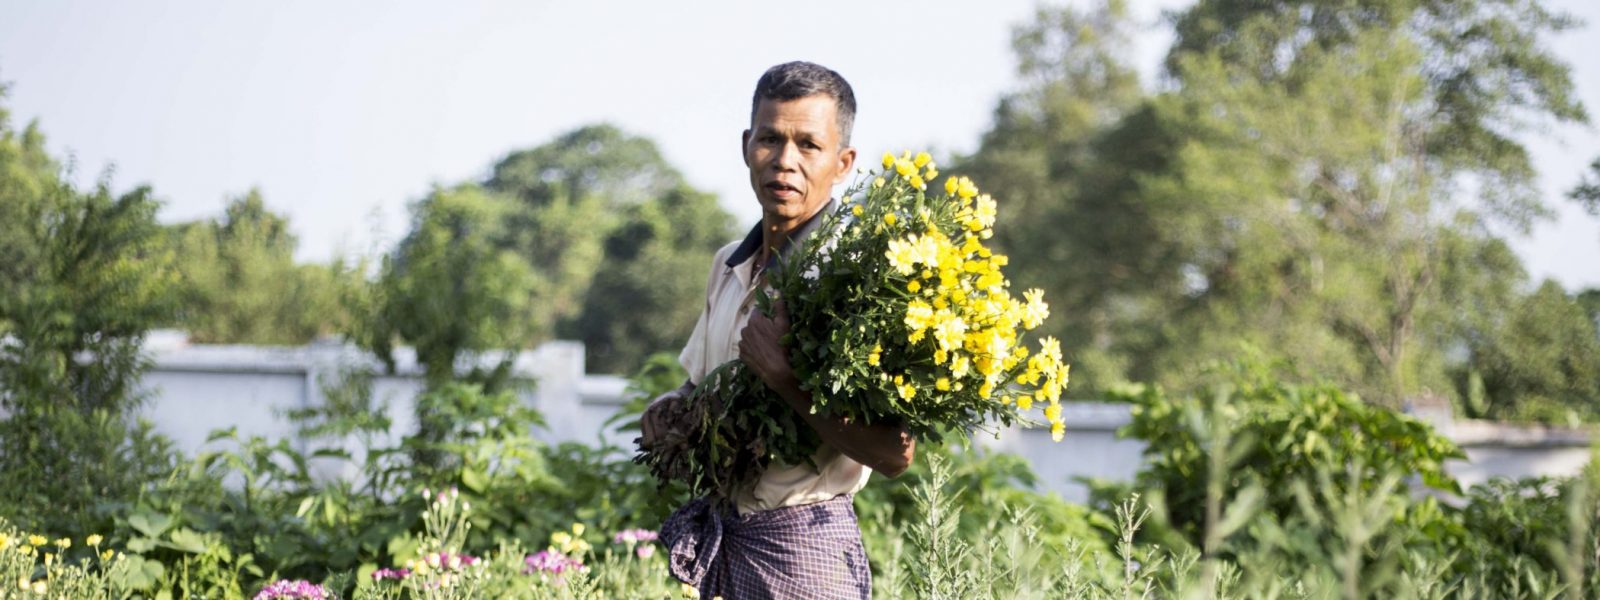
{"left": 774, "top": 140, "right": 800, "bottom": 171}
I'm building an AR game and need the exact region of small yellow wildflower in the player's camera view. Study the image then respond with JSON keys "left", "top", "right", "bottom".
{"left": 27, "top": 535, "right": 44, "bottom": 547}
{"left": 86, "top": 534, "right": 103, "bottom": 547}
{"left": 30, "top": 580, "right": 44, "bottom": 595}
{"left": 873, "top": 177, "right": 886, "bottom": 189}
{"left": 1051, "top": 421, "right": 1066, "bottom": 442}
{"left": 881, "top": 152, "right": 895, "bottom": 169}
{"left": 907, "top": 279, "right": 921, "bottom": 294}
{"left": 898, "top": 383, "right": 917, "bottom": 400}
{"left": 53, "top": 538, "right": 69, "bottom": 549}
{"left": 945, "top": 177, "right": 960, "bottom": 196}
{"left": 913, "top": 151, "right": 932, "bottom": 168}
{"left": 935, "top": 377, "right": 951, "bottom": 391}
{"left": 852, "top": 204, "right": 864, "bottom": 217}
{"left": 884, "top": 213, "right": 897, "bottom": 226}
{"left": 867, "top": 344, "right": 881, "bottom": 366}
{"left": 908, "top": 175, "right": 925, "bottom": 190}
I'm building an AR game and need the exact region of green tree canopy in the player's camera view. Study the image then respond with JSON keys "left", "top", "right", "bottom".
{"left": 959, "top": 0, "right": 1591, "bottom": 413}
{"left": 484, "top": 124, "right": 732, "bottom": 374}
{"left": 0, "top": 85, "right": 177, "bottom": 535}
{"left": 364, "top": 184, "right": 541, "bottom": 385}
{"left": 163, "top": 189, "right": 348, "bottom": 345}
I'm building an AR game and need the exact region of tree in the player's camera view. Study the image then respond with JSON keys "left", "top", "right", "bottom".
{"left": 1458, "top": 281, "right": 1600, "bottom": 423}
{"left": 571, "top": 185, "right": 732, "bottom": 373}
{"left": 164, "top": 189, "right": 348, "bottom": 345}
{"left": 484, "top": 124, "right": 732, "bottom": 373}
{"left": 0, "top": 85, "right": 177, "bottom": 535}
{"left": 961, "top": 0, "right": 1588, "bottom": 407}
{"left": 363, "top": 184, "right": 541, "bottom": 386}
{"left": 951, "top": 0, "right": 1150, "bottom": 393}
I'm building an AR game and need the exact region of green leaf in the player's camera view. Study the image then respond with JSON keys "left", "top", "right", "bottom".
{"left": 127, "top": 511, "right": 172, "bottom": 538}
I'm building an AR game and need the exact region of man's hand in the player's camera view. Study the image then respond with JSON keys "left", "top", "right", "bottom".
{"left": 638, "top": 381, "right": 695, "bottom": 450}
{"left": 738, "top": 299, "right": 796, "bottom": 391}
{"left": 738, "top": 299, "right": 918, "bottom": 477}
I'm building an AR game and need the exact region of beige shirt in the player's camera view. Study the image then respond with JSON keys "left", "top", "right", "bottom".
{"left": 678, "top": 204, "right": 872, "bottom": 514}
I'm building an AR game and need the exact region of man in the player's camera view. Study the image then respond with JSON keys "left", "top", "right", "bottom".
{"left": 639, "top": 61, "right": 916, "bottom": 599}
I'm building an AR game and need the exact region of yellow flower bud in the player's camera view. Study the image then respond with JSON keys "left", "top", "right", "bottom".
{"left": 881, "top": 152, "right": 895, "bottom": 169}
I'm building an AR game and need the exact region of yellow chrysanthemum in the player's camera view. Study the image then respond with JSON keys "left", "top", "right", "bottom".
{"left": 1022, "top": 288, "right": 1049, "bottom": 329}
{"left": 913, "top": 151, "right": 932, "bottom": 168}
{"left": 957, "top": 176, "right": 979, "bottom": 199}
{"left": 881, "top": 152, "right": 895, "bottom": 169}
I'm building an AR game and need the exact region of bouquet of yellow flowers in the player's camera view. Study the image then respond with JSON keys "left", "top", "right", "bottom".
{"left": 638, "top": 151, "right": 1070, "bottom": 497}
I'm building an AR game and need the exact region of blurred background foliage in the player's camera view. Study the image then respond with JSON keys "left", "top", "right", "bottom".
{"left": 2, "top": 0, "right": 1600, "bottom": 596}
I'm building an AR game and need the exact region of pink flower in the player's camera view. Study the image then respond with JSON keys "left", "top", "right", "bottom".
{"left": 612, "top": 528, "right": 659, "bottom": 545}
{"left": 523, "top": 550, "right": 585, "bottom": 575}
{"left": 253, "top": 580, "right": 329, "bottom": 600}
{"left": 370, "top": 568, "right": 410, "bottom": 581}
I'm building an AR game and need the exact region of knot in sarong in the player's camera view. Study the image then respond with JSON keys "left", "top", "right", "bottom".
{"left": 661, "top": 497, "right": 730, "bottom": 586}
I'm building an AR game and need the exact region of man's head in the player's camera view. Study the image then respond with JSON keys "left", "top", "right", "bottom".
{"left": 743, "top": 61, "right": 858, "bottom": 229}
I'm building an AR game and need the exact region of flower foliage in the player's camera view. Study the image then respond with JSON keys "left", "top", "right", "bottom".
{"left": 640, "top": 151, "right": 1070, "bottom": 496}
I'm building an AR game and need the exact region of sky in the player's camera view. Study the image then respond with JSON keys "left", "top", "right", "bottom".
{"left": 2, "top": 0, "right": 1597, "bottom": 288}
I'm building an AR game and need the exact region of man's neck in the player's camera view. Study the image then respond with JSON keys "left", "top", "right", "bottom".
{"left": 759, "top": 203, "right": 826, "bottom": 258}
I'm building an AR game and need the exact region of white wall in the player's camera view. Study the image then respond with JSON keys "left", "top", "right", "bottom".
{"left": 132, "top": 335, "right": 1594, "bottom": 504}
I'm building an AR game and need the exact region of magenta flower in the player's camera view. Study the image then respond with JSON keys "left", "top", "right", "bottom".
{"left": 523, "top": 549, "right": 586, "bottom": 575}
{"left": 253, "top": 580, "right": 329, "bottom": 600}
{"left": 612, "top": 528, "right": 659, "bottom": 544}
{"left": 370, "top": 568, "right": 411, "bottom": 581}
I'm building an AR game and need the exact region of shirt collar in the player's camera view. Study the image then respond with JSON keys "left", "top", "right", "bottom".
{"left": 725, "top": 199, "right": 837, "bottom": 270}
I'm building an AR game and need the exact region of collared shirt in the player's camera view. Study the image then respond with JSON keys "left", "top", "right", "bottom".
{"left": 678, "top": 200, "right": 872, "bottom": 515}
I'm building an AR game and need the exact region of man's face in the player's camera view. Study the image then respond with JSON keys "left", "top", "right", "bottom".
{"left": 743, "top": 94, "right": 857, "bottom": 225}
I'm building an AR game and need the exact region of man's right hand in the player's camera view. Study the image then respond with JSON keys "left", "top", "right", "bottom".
{"left": 638, "top": 380, "right": 695, "bottom": 450}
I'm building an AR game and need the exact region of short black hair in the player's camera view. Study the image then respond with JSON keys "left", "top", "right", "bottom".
{"left": 750, "top": 61, "right": 856, "bottom": 147}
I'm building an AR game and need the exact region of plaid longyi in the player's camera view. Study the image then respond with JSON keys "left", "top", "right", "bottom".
{"left": 662, "top": 494, "right": 872, "bottom": 599}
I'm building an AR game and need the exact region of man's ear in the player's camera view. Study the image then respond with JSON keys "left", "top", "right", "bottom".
{"left": 741, "top": 129, "right": 752, "bottom": 168}
{"left": 835, "top": 146, "right": 858, "bottom": 184}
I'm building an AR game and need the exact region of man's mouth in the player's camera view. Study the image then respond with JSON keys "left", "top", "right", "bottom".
{"left": 765, "top": 181, "right": 801, "bottom": 199}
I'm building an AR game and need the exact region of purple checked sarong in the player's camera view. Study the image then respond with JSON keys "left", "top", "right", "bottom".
{"left": 661, "top": 494, "right": 872, "bottom": 599}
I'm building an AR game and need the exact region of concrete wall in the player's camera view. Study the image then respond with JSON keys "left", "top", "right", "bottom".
{"left": 133, "top": 334, "right": 1593, "bottom": 504}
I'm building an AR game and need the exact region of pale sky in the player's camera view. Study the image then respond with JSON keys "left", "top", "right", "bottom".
{"left": 2, "top": 0, "right": 1596, "bottom": 288}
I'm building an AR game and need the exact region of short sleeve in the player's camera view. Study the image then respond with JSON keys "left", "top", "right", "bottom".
{"left": 679, "top": 308, "right": 709, "bottom": 385}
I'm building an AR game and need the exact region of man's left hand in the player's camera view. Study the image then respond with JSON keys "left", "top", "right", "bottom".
{"left": 739, "top": 298, "right": 796, "bottom": 389}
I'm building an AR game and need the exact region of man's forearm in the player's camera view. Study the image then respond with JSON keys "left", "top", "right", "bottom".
{"left": 762, "top": 367, "right": 915, "bottom": 477}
